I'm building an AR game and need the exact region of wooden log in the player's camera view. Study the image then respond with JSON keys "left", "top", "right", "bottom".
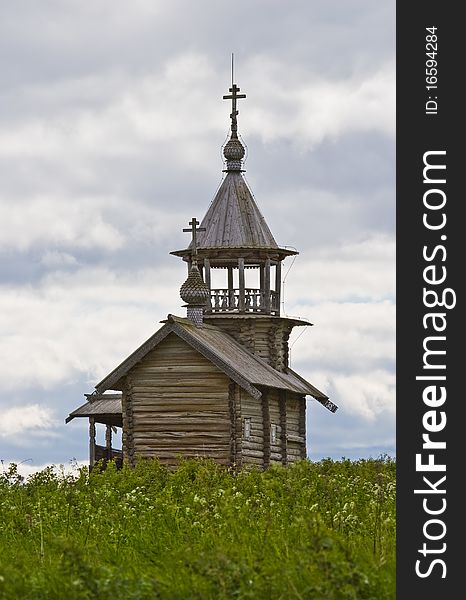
{"left": 89, "top": 417, "right": 96, "bottom": 468}
{"left": 279, "top": 391, "right": 288, "bottom": 466}
{"left": 228, "top": 382, "right": 236, "bottom": 467}
{"left": 261, "top": 390, "right": 270, "bottom": 468}
{"left": 235, "top": 384, "right": 243, "bottom": 468}
{"left": 241, "top": 456, "right": 264, "bottom": 466}
{"left": 299, "top": 396, "right": 307, "bottom": 459}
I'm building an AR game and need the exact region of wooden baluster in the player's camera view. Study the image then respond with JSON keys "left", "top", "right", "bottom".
{"left": 221, "top": 290, "right": 228, "bottom": 309}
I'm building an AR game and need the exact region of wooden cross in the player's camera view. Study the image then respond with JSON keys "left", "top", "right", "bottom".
{"left": 223, "top": 83, "right": 246, "bottom": 135}
{"left": 183, "top": 217, "right": 205, "bottom": 261}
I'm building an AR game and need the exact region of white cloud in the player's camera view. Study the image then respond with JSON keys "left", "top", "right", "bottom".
{"left": 1, "top": 404, "right": 57, "bottom": 438}
{"left": 0, "top": 265, "right": 183, "bottom": 390}
{"left": 40, "top": 251, "right": 78, "bottom": 268}
{"left": 242, "top": 58, "right": 395, "bottom": 147}
{"left": 283, "top": 234, "right": 395, "bottom": 304}
{"left": 289, "top": 300, "right": 395, "bottom": 370}
{"left": 0, "top": 1, "right": 395, "bottom": 463}
{"left": 0, "top": 195, "right": 124, "bottom": 252}
{"left": 311, "top": 369, "right": 395, "bottom": 421}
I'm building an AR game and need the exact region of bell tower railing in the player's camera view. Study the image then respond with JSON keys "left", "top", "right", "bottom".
{"left": 207, "top": 288, "right": 279, "bottom": 315}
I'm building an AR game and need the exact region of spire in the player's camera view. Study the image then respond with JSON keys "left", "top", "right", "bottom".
{"left": 179, "top": 218, "right": 209, "bottom": 325}
{"left": 222, "top": 56, "right": 246, "bottom": 171}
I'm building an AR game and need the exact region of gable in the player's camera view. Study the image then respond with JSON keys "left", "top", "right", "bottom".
{"left": 129, "top": 332, "right": 228, "bottom": 383}
{"left": 94, "top": 316, "right": 334, "bottom": 411}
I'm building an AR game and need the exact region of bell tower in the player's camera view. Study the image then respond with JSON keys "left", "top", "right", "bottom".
{"left": 171, "top": 78, "right": 309, "bottom": 372}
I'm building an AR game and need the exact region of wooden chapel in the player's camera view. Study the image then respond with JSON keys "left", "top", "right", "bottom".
{"left": 66, "top": 80, "right": 337, "bottom": 469}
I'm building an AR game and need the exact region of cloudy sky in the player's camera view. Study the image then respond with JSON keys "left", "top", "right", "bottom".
{"left": 0, "top": 0, "right": 395, "bottom": 473}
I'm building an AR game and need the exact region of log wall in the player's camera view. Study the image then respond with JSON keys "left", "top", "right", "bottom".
{"left": 240, "top": 388, "right": 264, "bottom": 466}
{"left": 204, "top": 316, "right": 293, "bottom": 371}
{"left": 286, "top": 396, "right": 306, "bottom": 462}
{"left": 123, "top": 333, "right": 231, "bottom": 466}
{"left": 240, "top": 388, "right": 306, "bottom": 467}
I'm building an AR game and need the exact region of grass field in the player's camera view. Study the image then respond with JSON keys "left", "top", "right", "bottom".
{"left": 0, "top": 457, "right": 395, "bottom": 599}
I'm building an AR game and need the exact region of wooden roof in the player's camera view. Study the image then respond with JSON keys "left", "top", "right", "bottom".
{"left": 65, "top": 394, "right": 122, "bottom": 423}
{"left": 171, "top": 172, "right": 297, "bottom": 259}
{"left": 94, "top": 314, "right": 334, "bottom": 410}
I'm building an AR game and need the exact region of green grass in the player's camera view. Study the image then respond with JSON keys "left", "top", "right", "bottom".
{"left": 0, "top": 457, "right": 395, "bottom": 599}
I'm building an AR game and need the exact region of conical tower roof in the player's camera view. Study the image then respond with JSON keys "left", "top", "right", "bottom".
{"left": 171, "top": 79, "right": 297, "bottom": 262}
{"left": 195, "top": 171, "right": 277, "bottom": 250}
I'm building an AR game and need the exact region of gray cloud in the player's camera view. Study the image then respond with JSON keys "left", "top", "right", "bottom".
{"left": 0, "top": 1, "right": 395, "bottom": 468}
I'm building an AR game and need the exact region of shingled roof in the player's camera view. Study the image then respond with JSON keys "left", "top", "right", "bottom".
{"left": 65, "top": 394, "right": 122, "bottom": 423}
{"left": 94, "top": 314, "right": 335, "bottom": 411}
{"left": 171, "top": 172, "right": 297, "bottom": 259}
{"left": 197, "top": 172, "right": 277, "bottom": 249}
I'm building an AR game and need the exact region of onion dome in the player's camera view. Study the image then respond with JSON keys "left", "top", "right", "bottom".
{"left": 223, "top": 136, "right": 245, "bottom": 171}
{"left": 180, "top": 263, "right": 209, "bottom": 306}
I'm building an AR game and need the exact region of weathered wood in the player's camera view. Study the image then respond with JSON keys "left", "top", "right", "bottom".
{"left": 279, "top": 391, "right": 287, "bottom": 465}
{"left": 105, "top": 424, "right": 112, "bottom": 454}
{"left": 228, "top": 382, "right": 236, "bottom": 467}
{"left": 241, "top": 456, "right": 264, "bottom": 466}
{"left": 122, "top": 334, "right": 232, "bottom": 467}
{"left": 262, "top": 390, "right": 270, "bottom": 468}
{"left": 89, "top": 417, "right": 96, "bottom": 468}
{"left": 275, "top": 261, "right": 281, "bottom": 313}
{"left": 298, "top": 396, "right": 306, "bottom": 459}
{"left": 238, "top": 258, "right": 245, "bottom": 311}
{"left": 287, "top": 434, "right": 305, "bottom": 444}
{"left": 264, "top": 258, "right": 271, "bottom": 312}
{"left": 204, "top": 258, "right": 211, "bottom": 295}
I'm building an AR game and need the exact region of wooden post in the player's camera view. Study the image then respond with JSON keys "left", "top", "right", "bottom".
{"left": 264, "top": 258, "right": 271, "bottom": 312}
{"left": 204, "top": 258, "right": 211, "bottom": 309}
{"left": 262, "top": 390, "right": 270, "bottom": 469}
{"left": 279, "top": 391, "right": 288, "bottom": 465}
{"left": 275, "top": 261, "right": 281, "bottom": 314}
{"left": 105, "top": 424, "right": 112, "bottom": 459}
{"left": 89, "top": 417, "right": 96, "bottom": 469}
{"left": 227, "top": 266, "right": 234, "bottom": 308}
{"left": 228, "top": 382, "right": 237, "bottom": 467}
{"left": 299, "top": 397, "right": 307, "bottom": 459}
{"left": 238, "top": 258, "right": 245, "bottom": 312}
{"left": 234, "top": 385, "right": 243, "bottom": 469}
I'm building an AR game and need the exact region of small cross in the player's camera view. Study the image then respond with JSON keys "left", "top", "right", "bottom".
{"left": 223, "top": 83, "right": 246, "bottom": 135}
{"left": 183, "top": 217, "right": 206, "bottom": 261}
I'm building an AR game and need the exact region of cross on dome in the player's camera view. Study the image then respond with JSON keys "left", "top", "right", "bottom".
{"left": 223, "top": 83, "right": 246, "bottom": 138}
{"left": 183, "top": 217, "right": 206, "bottom": 264}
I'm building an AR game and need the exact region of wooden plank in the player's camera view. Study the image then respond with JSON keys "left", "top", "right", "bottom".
{"left": 299, "top": 396, "right": 306, "bottom": 459}
{"left": 133, "top": 424, "right": 229, "bottom": 433}
{"left": 228, "top": 382, "right": 236, "bottom": 467}
{"left": 238, "top": 258, "right": 245, "bottom": 311}
{"left": 241, "top": 456, "right": 264, "bottom": 466}
{"left": 279, "top": 390, "right": 288, "bottom": 465}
